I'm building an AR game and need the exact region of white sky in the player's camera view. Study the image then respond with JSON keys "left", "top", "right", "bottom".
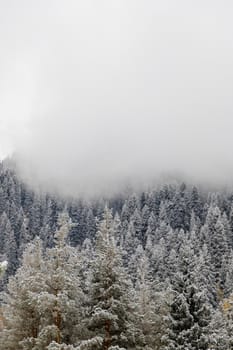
{"left": 1, "top": 0, "right": 233, "bottom": 195}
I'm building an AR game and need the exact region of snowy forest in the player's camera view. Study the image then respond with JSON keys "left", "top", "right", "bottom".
{"left": 0, "top": 162, "right": 233, "bottom": 349}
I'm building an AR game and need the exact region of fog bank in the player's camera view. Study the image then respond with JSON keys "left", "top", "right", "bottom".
{"left": 1, "top": 1, "right": 233, "bottom": 196}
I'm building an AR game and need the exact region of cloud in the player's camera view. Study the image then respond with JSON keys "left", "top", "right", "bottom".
{"left": 1, "top": 0, "right": 233, "bottom": 196}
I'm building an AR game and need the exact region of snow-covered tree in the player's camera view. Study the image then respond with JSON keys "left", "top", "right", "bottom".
{"left": 79, "top": 207, "right": 142, "bottom": 350}
{"left": 0, "top": 212, "right": 83, "bottom": 350}
{"left": 0, "top": 238, "right": 45, "bottom": 350}
{"left": 33, "top": 211, "right": 83, "bottom": 349}
{"left": 0, "top": 260, "right": 7, "bottom": 278}
{"left": 162, "top": 242, "right": 212, "bottom": 350}
{"left": 135, "top": 251, "right": 169, "bottom": 350}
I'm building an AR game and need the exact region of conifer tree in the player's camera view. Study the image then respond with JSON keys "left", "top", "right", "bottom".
{"left": 0, "top": 260, "right": 8, "bottom": 278}
{"left": 162, "top": 242, "right": 212, "bottom": 350}
{"left": 0, "top": 212, "right": 83, "bottom": 350}
{"left": 80, "top": 207, "right": 141, "bottom": 350}
{"left": 33, "top": 211, "right": 83, "bottom": 349}
{"left": 0, "top": 238, "right": 45, "bottom": 350}
{"left": 135, "top": 251, "right": 169, "bottom": 350}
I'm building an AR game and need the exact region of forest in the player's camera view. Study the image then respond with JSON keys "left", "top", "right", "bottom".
{"left": 0, "top": 161, "right": 233, "bottom": 349}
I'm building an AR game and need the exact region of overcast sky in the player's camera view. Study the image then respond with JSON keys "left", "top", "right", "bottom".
{"left": 1, "top": 0, "right": 233, "bottom": 196}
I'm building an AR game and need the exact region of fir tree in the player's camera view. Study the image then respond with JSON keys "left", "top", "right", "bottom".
{"left": 80, "top": 207, "right": 141, "bottom": 350}
{"left": 162, "top": 243, "right": 212, "bottom": 350}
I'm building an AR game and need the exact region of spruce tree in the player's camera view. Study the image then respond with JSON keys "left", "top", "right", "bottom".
{"left": 33, "top": 211, "right": 83, "bottom": 349}
{"left": 80, "top": 207, "right": 141, "bottom": 350}
{"left": 135, "top": 251, "right": 169, "bottom": 350}
{"left": 162, "top": 242, "right": 212, "bottom": 350}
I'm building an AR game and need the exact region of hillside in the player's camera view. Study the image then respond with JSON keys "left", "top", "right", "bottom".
{"left": 1, "top": 162, "right": 233, "bottom": 348}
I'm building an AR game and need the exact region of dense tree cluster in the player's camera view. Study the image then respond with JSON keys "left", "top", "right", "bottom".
{"left": 1, "top": 161, "right": 233, "bottom": 348}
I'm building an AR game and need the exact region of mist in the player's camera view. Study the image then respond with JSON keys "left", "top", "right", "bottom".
{"left": 1, "top": 0, "right": 233, "bottom": 197}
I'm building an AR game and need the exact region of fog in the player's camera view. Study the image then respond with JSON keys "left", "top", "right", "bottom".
{"left": 1, "top": 0, "right": 233, "bottom": 196}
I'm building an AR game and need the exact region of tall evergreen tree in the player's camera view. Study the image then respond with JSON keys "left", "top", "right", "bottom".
{"left": 162, "top": 243, "right": 212, "bottom": 350}
{"left": 0, "top": 238, "right": 45, "bottom": 350}
{"left": 80, "top": 207, "right": 141, "bottom": 350}
{"left": 0, "top": 212, "right": 83, "bottom": 350}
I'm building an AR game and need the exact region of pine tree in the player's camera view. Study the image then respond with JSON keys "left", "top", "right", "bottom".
{"left": 205, "top": 206, "right": 228, "bottom": 287}
{"left": 80, "top": 207, "right": 141, "bottom": 350}
{"left": 0, "top": 212, "right": 83, "bottom": 350}
{"left": 0, "top": 238, "right": 45, "bottom": 350}
{"left": 169, "top": 184, "right": 190, "bottom": 231}
{"left": 3, "top": 217, "right": 17, "bottom": 277}
{"left": 0, "top": 260, "right": 7, "bottom": 278}
{"left": 162, "top": 242, "right": 212, "bottom": 350}
{"left": 33, "top": 211, "right": 83, "bottom": 349}
{"left": 189, "top": 186, "right": 203, "bottom": 223}
{"left": 135, "top": 251, "right": 169, "bottom": 350}
{"left": 18, "top": 216, "right": 32, "bottom": 257}
{"left": 208, "top": 308, "right": 230, "bottom": 350}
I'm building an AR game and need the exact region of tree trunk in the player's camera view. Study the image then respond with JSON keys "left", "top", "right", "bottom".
{"left": 103, "top": 319, "right": 111, "bottom": 350}
{"left": 55, "top": 310, "right": 62, "bottom": 344}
